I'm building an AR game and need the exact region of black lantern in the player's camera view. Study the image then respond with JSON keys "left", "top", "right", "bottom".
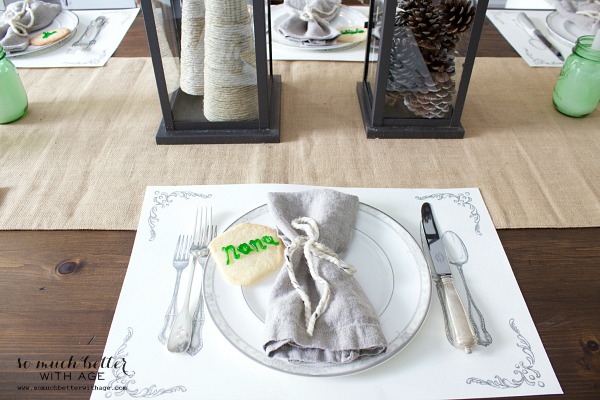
{"left": 357, "top": 0, "right": 488, "bottom": 139}
{"left": 141, "top": 0, "right": 280, "bottom": 144}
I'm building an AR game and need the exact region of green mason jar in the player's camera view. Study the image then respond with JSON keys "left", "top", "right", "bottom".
{"left": 553, "top": 35, "right": 600, "bottom": 118}
{"left": 0, "top": 44, "right": 28, "bottom": 124}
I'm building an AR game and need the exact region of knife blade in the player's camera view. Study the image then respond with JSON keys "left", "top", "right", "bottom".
{"left": 421, "top": 202, "right": 476, "bottom": 354}
{"left": 516, "top": 12, "right": 564, "bottom": 61}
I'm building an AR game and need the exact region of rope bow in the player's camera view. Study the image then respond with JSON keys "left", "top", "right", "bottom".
{"left": 284, "top": 217, "right": 356, "bottom": 336}
{"left": 576, "top": 0, "right": 600, "bottom": 22}
{"left": 4, "top": 0, "right": 35, "bottom": 38}
{"left": 299, "top": 4, "right": 339, "bottom": 22}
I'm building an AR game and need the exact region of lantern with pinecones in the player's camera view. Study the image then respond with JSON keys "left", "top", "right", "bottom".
{"left": 387, "top": 0, "right": 475, "bottom": 118}
{"left": 357, "top": 0, "right": 487, "bottom": 138}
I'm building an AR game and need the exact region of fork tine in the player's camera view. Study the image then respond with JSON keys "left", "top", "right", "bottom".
{"left": 200, "top": 206, "right": 207, "bottom": 246}
{"left": 175, "top": 235, "right": 191, "bottom": 261}
{"left": 173, "top": 235, "right": 182, "bottom": 261}
{"left": 192, "top": 208, "right": 199, "bottom": 245}
{"left": 204, "top": 207, "right": 212, "bottom": 245}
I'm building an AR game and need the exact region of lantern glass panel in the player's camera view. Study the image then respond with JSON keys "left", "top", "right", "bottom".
{"left": 384, "top": 0, "right": 478, "bottom": 121}
{"left": 146, "top": 0, "right": 263, "bottom": 124}
{"left": 149, "top": 1, "right": 181, "bottom": 101}
{"left": 365, "top": 0, "right": 384, "bottom": 99}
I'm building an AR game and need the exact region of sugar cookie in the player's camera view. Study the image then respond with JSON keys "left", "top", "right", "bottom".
{"left": 337, "top": 26, "right": 367, "bottom": 43}
{"left": 30, "top": 28, "right": 71, "bottom": 46}
{"left": 208, "top": 222, "right": 284, "bottom": 286}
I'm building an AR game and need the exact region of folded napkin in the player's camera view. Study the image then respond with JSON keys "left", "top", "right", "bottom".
{"left": 0, "top": 0, "right": 62, "bottom": 53}
{"left": 263, "top": 189, "right": 387, "bottom": 363}
{"left": 552, "top": 0, "right": 600, "bottom": 33}
{"left": 277, "top": 0, "right": 342, "bottom": 46}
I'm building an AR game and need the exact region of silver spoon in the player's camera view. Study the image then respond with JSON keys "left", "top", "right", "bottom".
{"left": 442, "top": 231, "right": 493, "bottom": 346}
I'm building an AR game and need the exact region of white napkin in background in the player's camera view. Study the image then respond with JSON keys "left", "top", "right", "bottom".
{"left": 277, "top": 0, "right": 341, "bottom": 46}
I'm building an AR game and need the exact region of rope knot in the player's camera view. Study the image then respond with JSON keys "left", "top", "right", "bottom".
{"left": 5, "top": 0, "right": 35, "bottom": 38}
{"left": 300, "top": 5, "right": 317, "bottom": 22}
{"left": 284, "top": 217, "right": 355, "bottom": 336}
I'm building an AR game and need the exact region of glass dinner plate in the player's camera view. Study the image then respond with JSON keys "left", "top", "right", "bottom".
{"left": 204, "top": 203, "right": 431, "bottom": 377}
{"left": 546, "top": 11, "right": 593, "bottom": 46}
{"left": 270, "top": 5, "right": 368, "bottom": 51}
{"left": 3, "top": 10, "right": 78, "bottom": 58}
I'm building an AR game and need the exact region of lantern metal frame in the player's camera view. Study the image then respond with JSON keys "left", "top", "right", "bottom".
{"left": 357, "top": 0, "right": 489, "bottom": 139}
{"left": 141, "top": 0, "right": 280, "bottom": 144}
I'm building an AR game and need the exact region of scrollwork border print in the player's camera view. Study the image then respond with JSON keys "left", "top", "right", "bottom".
{"left": 466, "top": 318, "right": 545, "bottom": 389}
{"left": 104, "top": 328, "right": 186, "bottom": 398}
{"left": 148, "top": 191, "right": 212, "bottom": 241}
{"left": 415, "top": 192, "right": 482, "bottom": 235}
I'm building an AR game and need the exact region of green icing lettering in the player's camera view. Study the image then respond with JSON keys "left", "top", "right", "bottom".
{"left": 262, "top": 235, "right": 280, "bottom": 246}
{"left": 340, "top": 28, "right": 364, "bottom": 35}
{"left": 42, "top": 31, "right": 57, "bottom": 39}
{"left": 237, "top": 243, "right": 253, "bottom": 255}
{"left": 222, "top": 245, "right": 240, "bottom": 265}
{"left": 222, "top": 236, "right": 280, "bottom": 265}
{"left": 249, "top": 239, "right": 267, "bottom": 252}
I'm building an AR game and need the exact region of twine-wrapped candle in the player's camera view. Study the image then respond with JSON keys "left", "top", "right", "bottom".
{"left": 180, "top": 0, "right": 206, "bottom": 96}
{"left": 203, "top": 0, "right": 259, "bottom": 121}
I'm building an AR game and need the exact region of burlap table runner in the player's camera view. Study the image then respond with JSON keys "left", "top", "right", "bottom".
{"left": 0, "top": 57, "right": 598, "bottom": 230}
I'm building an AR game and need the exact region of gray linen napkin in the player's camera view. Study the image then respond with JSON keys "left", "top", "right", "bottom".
{"left": 277, "top": 0, "right": 342, "bottom": 46}
{"left": 552, "top": 0, "right": 600, "bottom": 33}
{"left": 1, "top": 0, "right": 63, "bottom": 53}
{"left": 263, "top": 189, "right": 387, "bottom": 363}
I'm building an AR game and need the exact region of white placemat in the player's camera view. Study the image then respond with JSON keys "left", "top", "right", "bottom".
{"left": 487, "top": 9, "right": 572, "bottom": 67}
{"left": 10, "top": 8, "right": 139, "bottom": 68}
{"left": 91, "top": 184, "right": 561, "bottom": 400}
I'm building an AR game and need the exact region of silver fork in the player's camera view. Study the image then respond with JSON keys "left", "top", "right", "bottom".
{"left": 167, "top": 206, "right": 215, "bottom": 353}
{"left": 158, "top": 234, "right": 191, "bottom": 345}
{"left": 82, "top": 16, "right": 107, "bottom": 51}
{"left": 67, "top": 16, "right": 107, "bottom": 53}
{"left": 187, "top": 209, "right": 217, "bottom": 356}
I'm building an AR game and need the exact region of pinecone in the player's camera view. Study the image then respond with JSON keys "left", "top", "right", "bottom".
{"left": 438, "top": 0, "right": 476, "bottom": 36}
{"left": 385, "top": 91, "right": 405, "bottom": 109}
{"left": 387, "top": 27, "right": 434, "bottom": 93}
{"left": 396, "top": 0, "right": 445, "bottom": 51}
{"left": 420, "top": 47, "right": 456, "bottom": 73}
{"left": 404, "top": 72, "right": 455, "bottom": 119}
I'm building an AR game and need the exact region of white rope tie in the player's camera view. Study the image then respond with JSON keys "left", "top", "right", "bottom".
{"left": 5, "top": 0, "right": 34, "bottom": 38}
{"left": 285, "top": 217, "right": 356, "bottom": 336}
{"left": 576, "top": 10, "right": 600, "bottom": 21}
{"left": 576, "top": 1, "right": 600, "bottom": 22}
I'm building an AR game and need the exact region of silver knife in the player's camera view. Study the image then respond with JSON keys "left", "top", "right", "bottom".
{"left": 421, "top": 202, "right": 476, "bottom": 354}
{"left": 516, "top": 12, "right": 564, "bottom": 61}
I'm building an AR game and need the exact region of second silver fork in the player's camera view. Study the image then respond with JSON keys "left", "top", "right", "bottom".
{"left": 167, "top": 206, "right": 215, "bottom": 353}
{"left": 187, "top": 217, "right": 217, "bottom": 356}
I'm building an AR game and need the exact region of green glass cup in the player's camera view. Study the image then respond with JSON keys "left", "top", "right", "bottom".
{"left": 553, "top": 35, "right": 600, "bottom": 118}
{"left": 0, "top": 44, "right": 28, "bottom": 124}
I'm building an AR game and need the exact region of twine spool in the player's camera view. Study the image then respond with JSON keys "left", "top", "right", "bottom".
{"left": 204, "top": 0, "right": 259, "bottom": 121}
{"left": 180, "top": 0, "right": 205, "bottom": 96}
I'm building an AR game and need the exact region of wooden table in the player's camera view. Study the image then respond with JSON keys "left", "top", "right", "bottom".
{"left": 1, "top": 6, "right": 599, "bottom": 400}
